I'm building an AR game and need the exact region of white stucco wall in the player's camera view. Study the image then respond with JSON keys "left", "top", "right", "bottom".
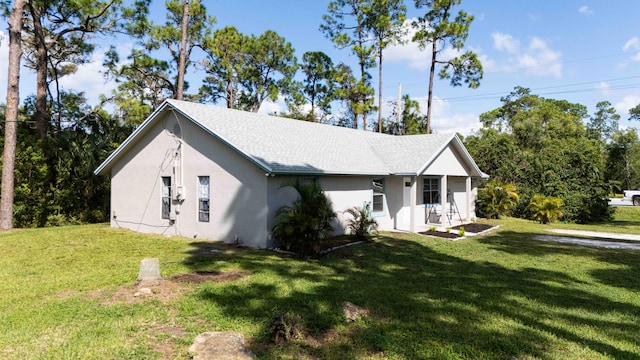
{"left": 110, "top": 116, "right": 180, "bottom": 236}
{"left": 110, "top": 111, "right": 270, "bottom": 248}
{"left": 423, "top": 144, "right": 471, "bottom": 176}
{"left": 107, "top": 112, "right": 480, "bottom": 247}
{"left": 265, "top": 175, "right": 399, "bottom": 242}
{"left": 320, "top": 176, "right": 378, "bottom": 233}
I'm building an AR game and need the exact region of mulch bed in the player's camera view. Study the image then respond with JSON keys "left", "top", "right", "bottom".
{"left": 452, "top": 223, "right": 495, "bottom": 233}
{"left": 419, "top": 230, "right": 462, "bottom": 239}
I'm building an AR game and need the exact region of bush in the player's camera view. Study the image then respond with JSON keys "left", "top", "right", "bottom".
{"left": 46, "top": 213, "right": 81, "bottom": 227}
{"left": 272, "top": 181, "right": 336, "bottom": 257}
{"left": 526, "top": 195, "right": 564, "bottom": 224}
{"left": 476, "top": 181, "right": 520, "bottom": 219}
{"left": 344, "top": 205, "right": 378, "bottom": 241}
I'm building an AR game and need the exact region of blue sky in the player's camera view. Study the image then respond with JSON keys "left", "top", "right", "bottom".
{"left": 2, "top": 0, "right": 640, "bottom": 135}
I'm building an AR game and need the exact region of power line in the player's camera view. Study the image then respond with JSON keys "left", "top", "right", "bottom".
{"left": 382, "top": 52, "right": 633, "bottom": 91}
{"left": 441, "top": 75, "right": 640, "bottom": 101}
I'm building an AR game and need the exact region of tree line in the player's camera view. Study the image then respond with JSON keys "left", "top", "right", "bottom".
{"left": 0, "top": 0, "right": 637, "bottom": 227}
{"left": 0, "top": 0, "right": 484, "bottom": 228}
{"left": 465, "top": 87, "right": 640, "bottom": 223}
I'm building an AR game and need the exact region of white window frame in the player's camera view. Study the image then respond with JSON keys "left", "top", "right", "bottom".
{"left": 371, "top": 177, "right": 386, "bottom": 216}
{"left": 197, "top": 176, "right": 210, "bottom": 223}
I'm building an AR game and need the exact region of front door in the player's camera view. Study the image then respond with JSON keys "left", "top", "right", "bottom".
{"left": 398, "top": 177, "right": 412, "bottom": 230}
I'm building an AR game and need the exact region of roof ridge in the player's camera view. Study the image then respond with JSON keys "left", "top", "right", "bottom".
{"left": 96, "top": 100, "right": 483, "bottom": 178}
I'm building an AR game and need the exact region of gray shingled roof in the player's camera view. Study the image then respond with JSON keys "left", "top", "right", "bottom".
{"left": 95, "top": 99, "right": 484, "bottom": 177}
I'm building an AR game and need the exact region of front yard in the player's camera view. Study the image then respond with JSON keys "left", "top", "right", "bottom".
{"left": 1, "top": 208, "right": 640, "bottom": 359}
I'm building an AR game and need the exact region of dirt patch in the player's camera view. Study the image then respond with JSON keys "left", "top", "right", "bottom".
{"left": 419, "top": 230, "right": 461, "bottom": 239}
{"left": 137, "top": 320, "right": 189, "bottom": 360}
{"left": 89, "top": 280, "right": 189, "bottom": 305}
{"left": 87, "top": 270, "right": 246, "bottom": 305}
{"left": 170, "top": 269, "right": 247, "bottom": 284}
{"left": 452, "top": 223, "right": 495, "bottom": 233}
{"left": 56, "top": 289, "right": 80, "bottom": 299}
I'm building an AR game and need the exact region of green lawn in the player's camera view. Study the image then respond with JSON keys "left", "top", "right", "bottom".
{"left": 1, "top": 208, "right": 640, "bottom": 359}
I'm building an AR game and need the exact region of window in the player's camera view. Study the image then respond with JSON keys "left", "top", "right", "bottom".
{"left": 198, "top": 176, "right": 210, "bottom": 222}
{"left": 423, "top": 177, "right": 440, "bottom": 205}
{"left": 161, "top": 177, "right": 171, "bottom": 219}
{"left": 372, "top": 177, "right": 385, "bottom": 212}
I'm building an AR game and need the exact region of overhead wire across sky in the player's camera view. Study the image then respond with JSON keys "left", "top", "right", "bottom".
{"left": 383, "top": 51, "right": 639, "bottom": 103}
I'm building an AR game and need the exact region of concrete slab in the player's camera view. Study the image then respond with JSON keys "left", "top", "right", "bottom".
{"left": 550, "top": 229, "right": 640, "bottom": 242}
{"left": 137, "top": 258, "right": 162, "bottom": 281}
{"left": 534, "top": 235, "right": 640, "bottom": 250}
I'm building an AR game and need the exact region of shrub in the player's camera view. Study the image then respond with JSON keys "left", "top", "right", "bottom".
{"left": 476, "top": 181, "right": 520, "bottom": 219}
{"left": 343, "top": 205, "right": 378, "bottom": 241}
{"left": 458, "top": 226, "right": 465, "bottom": 237}
{"left": 526, "top": 195, "right": 564, "bottom": 224}
{"left": 272, "top": 181, "right": 336, "bottom": 257}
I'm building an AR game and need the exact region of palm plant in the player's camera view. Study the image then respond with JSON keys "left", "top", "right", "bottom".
{"left": 344, "top": 205, "right": 378, "bottom": 241}
{"left": 477, "top": 181, "right": 520, "bottom": 219}
{"left": 272, "top": 181, "right": 336, "bottom": 257}
{"left": 526, "top": 195, "right": 564, "bottom": 224}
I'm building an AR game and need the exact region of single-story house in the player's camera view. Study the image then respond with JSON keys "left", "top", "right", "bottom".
{"left": 95, "top": 99, "right": 487, "bottom": 248}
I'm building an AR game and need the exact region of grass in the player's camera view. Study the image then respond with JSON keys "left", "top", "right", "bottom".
{"left": 1, "top": 208, "right": 640, "bottom": 359}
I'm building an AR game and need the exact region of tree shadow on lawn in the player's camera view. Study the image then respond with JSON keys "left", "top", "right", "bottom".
{"left": 182, "top": 237, "right": 640, "bottom": 359}
{"left": 480, "top": 231, "right": 640, "bottom": 292}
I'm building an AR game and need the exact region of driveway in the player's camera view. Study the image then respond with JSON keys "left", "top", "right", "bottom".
{"left": 609, "top": 198, "right": 631, "bottom": 206}
{"left": 533, "top": 229, "right": 640, "bottom": 250}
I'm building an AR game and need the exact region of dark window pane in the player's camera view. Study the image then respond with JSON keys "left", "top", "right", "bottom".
{"left": 199, "top": 211, "right": 210, "bottom": 222}
{"left": 162, "top": 177, "right": 171, "bottom": 219}
{"left": 423, "top": 177, "right": 440, "bottom": 205}
{"left": 373, "top": 194, "right": 384, "bottom": 212}
{"left": 162, "top": 197, "right": 171, "bottom": 219}
{"left": 198, "top": 199, "right": 210, "bottom": 222}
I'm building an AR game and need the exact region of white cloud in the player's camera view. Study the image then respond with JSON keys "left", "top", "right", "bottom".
{"left": 384, "top": 18, "right": 430, "bottom": 70}
{"left": 578, "top": 6, "right": 594, "bottom": 15}
{"left": 615, "top": 94, "right": 640, "bottom": 116}
{"left": 476, "top": 52, "right": 496, "bottom": 73}
{"left": 596, "top": 81, "right": 611, "bottom": 97}
{"left": 518, "top": 37, "right": 562, "bottom": 77}
{"left": 57, "top": 48, "right": 121, "bottom": 105}
{"left": 258, "top": 95, "right": 287, "bottom": 115}
{"left": 491, "top": 34, "right": 562, "bottom": 78}
{"left": 622, "top": 37, "right": 640, "bottom": 62}
{"left": 384, "top": 18, "right": 490, "bottom": 73}
{"left": 623, "top": 37, "right": 640, "bottom": 51}
{"left": 405, "top": 95, "right": 481, "bottom": 135}
{"left": 492, "top": 32, "right": 519, "bottom": 54}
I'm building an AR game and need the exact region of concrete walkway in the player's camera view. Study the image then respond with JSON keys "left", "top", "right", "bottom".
{"left": 534, "top": 235, "right": 640, "bottom": 250}
{"left": 550, "top": 229, "right": 640, "bottom": 242}
{"left": 533, "top": 229, "right": 640, "bottom": 250}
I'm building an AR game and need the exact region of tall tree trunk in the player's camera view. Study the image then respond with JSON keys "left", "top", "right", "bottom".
{"left": 426, "top": 39, "right": 437, "bottom": 134}
{"left": 225, "top": 79, "right": 234, "bottom": 108}
{"left": 1, "top": 0, "right": 28, "bottom": 230}
{"left": 363, "top": 110, "right": 367, "bottom": 130}
{"left": 378, "top": 49, "right": 383, "bottom": 133}
{"left": 176, "top": 0, "right": 189, "bottom": 100}
{"left": 30, "top": 4, "right": 48, "bottom": 139}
